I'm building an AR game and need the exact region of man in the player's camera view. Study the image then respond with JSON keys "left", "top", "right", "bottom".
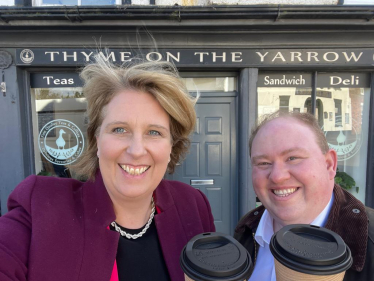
{"left": 234, "top": 111, "right": 374, "bottom": 281}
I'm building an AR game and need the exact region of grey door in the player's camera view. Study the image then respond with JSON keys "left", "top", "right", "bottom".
{"left": 167, "top": 96, "right": 237, "bottom": 234}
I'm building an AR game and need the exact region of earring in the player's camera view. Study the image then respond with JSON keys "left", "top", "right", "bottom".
{"left": 168, "top": 157, "right": 171, "bottom": 163}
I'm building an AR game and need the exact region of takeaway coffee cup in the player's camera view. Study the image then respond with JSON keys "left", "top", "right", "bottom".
{"left": 270, "top": 224, "right": 353, "bottom": 281}
{"left": 180, "top": 232, "right": 253, "bottom": 281}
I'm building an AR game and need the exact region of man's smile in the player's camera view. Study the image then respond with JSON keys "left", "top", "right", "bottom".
{"left": 272, "top": 187, "right": 299, "bottom": 197}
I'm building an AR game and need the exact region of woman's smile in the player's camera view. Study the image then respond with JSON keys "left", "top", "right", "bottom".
{"left": 119, "top": 164, "right": 151, "bottom": 176}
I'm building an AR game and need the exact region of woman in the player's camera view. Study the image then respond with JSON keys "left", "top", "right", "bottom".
{"left": 0, "top": 56, "right": 215, "bottom": 281}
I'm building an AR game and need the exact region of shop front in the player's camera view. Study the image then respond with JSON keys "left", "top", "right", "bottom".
{"left": 1, "top": 6, "right": 374, "bottom": 235}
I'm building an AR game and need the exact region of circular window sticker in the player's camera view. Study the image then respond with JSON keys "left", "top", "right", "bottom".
{"left": 324, "top": 124, "right": 362, "bottom": 162}
{"left": 38, "top": 119, "right": 85, "bottom": 166}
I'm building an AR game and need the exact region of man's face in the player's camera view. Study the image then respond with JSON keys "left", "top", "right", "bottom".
{"left": 251, "top": 117, "right": 337, "bottom": 230}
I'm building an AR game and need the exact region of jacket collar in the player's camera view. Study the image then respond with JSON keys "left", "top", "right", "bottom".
{"left": 154, "top": 179, "right": 175, "bottom": 213}
{"left": 324, "top": 184, "right": 368, "bottom": 272}
{"left": 154, "top": 180, "right": 188, "bottom": 281}
{"left": 79, "top": 170, "right": 119, "bottom": 281}
{"left": 235, "top": 205, "right": 265, "bottom": 234}
{"left": 83, "top": 170, "right": 116, "bottom": 227}
{"left": 235, "top": 185, "right": 368, "bottom": 272}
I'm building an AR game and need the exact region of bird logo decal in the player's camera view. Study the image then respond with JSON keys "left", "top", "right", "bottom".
{"left": 38, "top": 119, "right": 85, "bottom": 166}
{"left": 56, "top": 129, "right": 66, "bottom": 149}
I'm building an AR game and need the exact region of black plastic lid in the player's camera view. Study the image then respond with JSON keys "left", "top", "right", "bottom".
{"left": 270, "top": 224, "right": 353, "bottom": 275}
{"left": 180, "top": 232, "right": 253, "bottom": 281}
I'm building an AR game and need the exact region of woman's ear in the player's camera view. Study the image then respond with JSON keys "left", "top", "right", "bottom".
{"left": 325, "top": 149, "right": 338, "bottom": 180}
{"left": 96, "top": 136, "right": 100, "bottom": 158}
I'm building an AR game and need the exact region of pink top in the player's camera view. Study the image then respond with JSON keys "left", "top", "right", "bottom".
{"left": 109, "top": 260, "right": 119, "bottom": 281}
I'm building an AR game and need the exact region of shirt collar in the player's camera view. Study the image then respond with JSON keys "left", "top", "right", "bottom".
{"left": 254, "top": 192, "right": 334, "bottom": 247}
{"left": 310, "top": 191, "right": 334, "bottom": 227}
{"left": 254, "top": 209, "right": 274, "bottom": 247}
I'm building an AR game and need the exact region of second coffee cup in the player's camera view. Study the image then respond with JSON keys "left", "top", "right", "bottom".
{"left": 270, "top": 224, "right": 352, "bottom": 281}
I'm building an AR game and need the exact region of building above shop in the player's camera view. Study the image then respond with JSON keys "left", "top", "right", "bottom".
{"left": 0, "top": 5, "right": 374, "bottom": 30}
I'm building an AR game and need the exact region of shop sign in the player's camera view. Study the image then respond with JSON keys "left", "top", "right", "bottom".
{"left": 317, "top": 73, "right": 370, "bottom": 88}
{"left": 258, "top": 73, "right": 370, "bottom": 88}
{"left": 31, "top": 73, "right": 82, "bottom": 88}
{"left": 38, "top": 119, "right": 84, "bottom": 165}
{"left": 257, "top": 74, "right": 312, "bottom": 87}
{"left": 15, "top": 48, "right": 374, "bottom": 67}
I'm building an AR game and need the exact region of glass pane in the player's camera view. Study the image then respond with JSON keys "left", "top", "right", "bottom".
{"left": 42, "top": 0, "right": 116, "bottom": 4}
{"left": 180, "top": 77, "right": 236, "bottom": 92}
{"left": 257, "top": 73, "right": 313, "bottom": 120}
{"left": 43, "top": 0, "right": 77, "bottom": 4}
{"left": 81, "top": 0, "right": 115, "bottom": 4}
{"left": 318, "top": 73, "right": 371, "bottom": 203}
{"left": 31, "top": 86, "right": 86, "bottom": 179}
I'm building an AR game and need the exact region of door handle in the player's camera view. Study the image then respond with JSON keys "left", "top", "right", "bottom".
{"left": 190, "top": 179, "right": 214, "bottom": 186}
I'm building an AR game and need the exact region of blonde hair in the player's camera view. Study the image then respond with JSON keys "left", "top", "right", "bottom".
{"left": 249, "top": 111, "right": 329, "bottom": 157}
{"left": 74, "top": 55, "right": 196, "bottom": 180}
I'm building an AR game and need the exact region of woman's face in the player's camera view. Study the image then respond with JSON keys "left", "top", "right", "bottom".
{"left": 96, "top": 90, "right": 172, "bottom": 202}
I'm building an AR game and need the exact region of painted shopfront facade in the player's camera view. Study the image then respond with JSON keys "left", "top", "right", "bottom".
{"left": 1, "top": 5, "right": 374, "bottom": 234}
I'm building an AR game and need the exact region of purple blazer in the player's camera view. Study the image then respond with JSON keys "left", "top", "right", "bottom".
{"left": 0, "top": 172, "right": 215, "bottom": 281}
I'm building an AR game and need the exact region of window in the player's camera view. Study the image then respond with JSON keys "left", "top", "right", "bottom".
{"left": 257, "top": 71, "right": 371, "bottom": 204}
{"left": 318, "top": 72, "right": 370, "bottom": 204}
{"left": 33, "top": 0, "right": 121, "bottom": 6}
{"left": 180, "top": 75, "right": 237, "bottom": 92}
{"left": 1, "top": 0, "right": 14, "bottom": 6}
{"left": 30, "top": 73, "right": 85, "bottom": 179}
{"left": 342, "top": 0, "right": 374, "bottom": 5}
{"left": 257, "top": 72, "right": 312, "bottom": 118}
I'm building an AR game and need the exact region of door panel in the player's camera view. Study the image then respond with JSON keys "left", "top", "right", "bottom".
{"left": 167, "top": 97, "right": 236, "bottom": 234}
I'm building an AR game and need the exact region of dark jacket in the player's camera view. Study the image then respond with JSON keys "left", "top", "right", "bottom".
{"left": 234, "top": 184, "right": 374, "bottom": 281}
{"left": 0, "top": 172, "right": 215, "bottom": 281}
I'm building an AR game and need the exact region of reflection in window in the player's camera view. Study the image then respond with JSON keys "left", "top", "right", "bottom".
{"left": 319, "top": 86, "right": 370, "bottom": 203}
{"left": 334, "top": 99, "right": 342, "bottom": 127}
{"left": 31, "top": 87, "right": 86, "bottom": 179}
{"left": 257, "top": 87, "right": 312, "bottom": 120}
{"left": 279, "top": 96, "right": 290, "bottom": 113}
{"left": 181, "top": 77, "right": 236, "bottom": 92}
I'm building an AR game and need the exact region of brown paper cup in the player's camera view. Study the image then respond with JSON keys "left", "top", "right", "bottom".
{"left": 274, "top": 259, "right": 345, "bottom": 281}
{"left": 184, "top": 273, "right": 196, "bottom": 281}
{"left": 270, "top": 225, "right": 352, "bottom": 281}
{"left": 180, "top": 232, "right": 253, "bottom": 281}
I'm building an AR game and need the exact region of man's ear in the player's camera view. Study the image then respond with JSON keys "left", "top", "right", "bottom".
{"left": 325, "top": 149, "right": 338, "bottom": 180}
